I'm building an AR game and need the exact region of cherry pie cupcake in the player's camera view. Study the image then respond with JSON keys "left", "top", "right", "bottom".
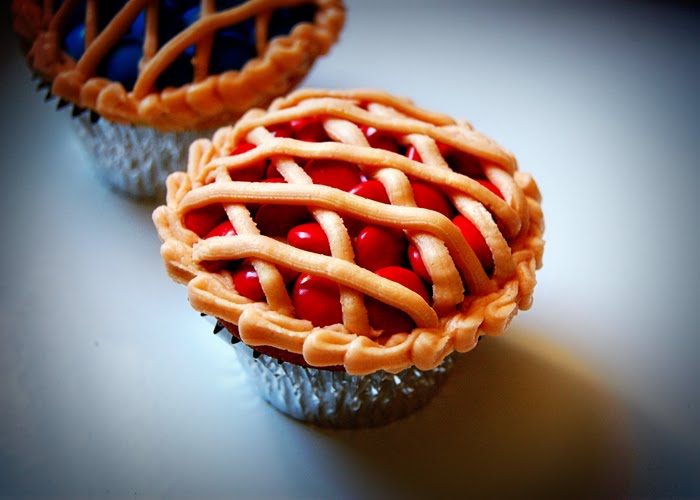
{"left": 153, "top": 88, "right": 545, "bottom": 427}
{"left": 15, "top": 0, "right": 344, "bottom": 198}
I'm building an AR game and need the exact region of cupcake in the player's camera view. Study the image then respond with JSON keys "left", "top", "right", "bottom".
{"left": 14, "top": 0, "right": 344, "bottom": 198}
{"left": 153, "top": 88, "right": 545, "bottom": 427}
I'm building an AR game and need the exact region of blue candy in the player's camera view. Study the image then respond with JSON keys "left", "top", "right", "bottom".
{"left": 63, "top": 23, "right": 86, "bottom": 61}
{"left": 61, "top": 0, "right": 313, "bottom": 89}
{"left": 129, "top": 11, "right": 146, "bottom": 38}
{"left": 219, "top": 17, "right": 256, "bottom": 47}
{"left": 182, "top": 3, "right": 256, "bottom": 44}
{"left": 181, "top": 5, "right": 201, "bottom": 28}
{"left": 98, "top": 40, "right": 143, "bottom": 90}
{"left": 181, "top": 5, "right": 255, "bottom": 69}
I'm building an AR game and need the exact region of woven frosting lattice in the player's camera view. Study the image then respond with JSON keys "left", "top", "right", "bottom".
{"left": 153, "top": 89, "right": 545, "bottom": 375}
{"left": 22, "top": 0, "right": 344, "bottom": 131}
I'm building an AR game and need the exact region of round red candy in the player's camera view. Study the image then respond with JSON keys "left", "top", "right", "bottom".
{"left": 254, "top": 203, "right": 311, "bottom": 237}
{"left": 183, "top": 205, "right": 226, "bottom": 237}
{"left": 292, "top": 273, "right": 343, "bottom": 327}
{"left": 232, "top": 262, "right": 266, "bottom": 301}
{"left": 476, "top": 179, "right": 504, "bottom": 199}
{"left": 446, "top": 149, "right": 484, "bottom": 179}
{"left": 411, "top": 181, "right": 455, "bottom": 219}
{"left": 366, "top": 266, "right": 429, "bottom": 335}
{"left": 407, "top": 243, "right": 431, "bottom": 282}
{"left": 360, "top": 125, "right": 400, "bottom": 153}
{"left": 405, "top": 145, "right": 422, "bottom": 162}
{"left": 229, "top": 143, "right": 266, "bottom": 182}
{"left": 349, "top": 180, "right": 390, "bottom": 204}
{"left": 291, "top": 117, "right": 328, "bottom": 142}
{"left": 205, "top": 220, "right": 236, "bottom": 238}
{"left": 268, "top": 122, "right": 294, "bottom": 138}
{"left": 453, "top": 215, "right": 493, "bottom": 271}
{"left": 355, "top": 226, "right": 407, "bottom": 271}
{"left": 198, "top": 221, "right": 237, "bottom": 272}
{"left": 233, "top": 261, "right": 299, "bottom": 302}
{"left": 304, "top": 159, "right": 362, "bottom": 192}
{"left": 287, "top": 223, "right": 331, "bottom": 255}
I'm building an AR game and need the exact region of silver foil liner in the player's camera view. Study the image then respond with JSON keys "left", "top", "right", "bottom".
{"left": 213, "top": 322, "right": 455, "bottom": 428}
{"left": 70, "top": 113, "right": 213, "bottom": 199}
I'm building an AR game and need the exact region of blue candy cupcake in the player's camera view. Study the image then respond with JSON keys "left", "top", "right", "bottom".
{"left": 15, "top": 0, "right": 344, "bottom": 198}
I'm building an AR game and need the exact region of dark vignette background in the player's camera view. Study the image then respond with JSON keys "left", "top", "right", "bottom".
{"left": 1, "top": 1, "right": 699, "bottom": 498}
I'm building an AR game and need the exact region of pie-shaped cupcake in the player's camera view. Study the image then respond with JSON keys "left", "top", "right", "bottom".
{"left": 153, "top": 89, "right": 545, "bottom": 375}
{"left": 20, "top": 0, "right": 344, "bottom": 131}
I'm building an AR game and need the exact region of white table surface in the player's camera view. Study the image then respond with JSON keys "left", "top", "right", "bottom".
{"left": 1, "top": 1, "right": 699, "bottom": 498}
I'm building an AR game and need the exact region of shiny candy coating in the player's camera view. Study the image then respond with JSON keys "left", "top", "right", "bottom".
{"left": 453, "top": 215, "right": 493, "bottom": 271}
{"left": 365, "top": 266, "right": 429, "bottom": 335}
{"left": 304, "top": 159, "right": 362, "bottom": 192}
{"left": 288, "top": 223, "right": 332, "bottom": 256}
{"left": 292, "top": 273, "right": 343, "bottom": 327}
{"left": 355, "top": 225, "right": 407, "bottom": 272}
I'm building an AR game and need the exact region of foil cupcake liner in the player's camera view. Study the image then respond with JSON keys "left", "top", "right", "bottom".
{"left": 69, "top": 113, "right": 212, "bottom": 199}
{"left": 213, "top": 322, "right": 455, "bottom": 428}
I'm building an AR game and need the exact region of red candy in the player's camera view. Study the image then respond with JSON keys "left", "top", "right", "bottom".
{"left": 360, "top": 125, "right": 400, "bottom": 153}
{"left": 291, "top": 117, "right": 328, "bottom": 142}
{"left": 183, "top": 204, "right": 226, "bottom": 236}
{"left": 305, "top": 159, "right": 362, "bottom": 191}
{"left": 246, "top": 178, "right": 287, "bottom": 214}
{"left": 255, "top": 203, "right": 311, "bottom": 237}
{"left": 205, "top": 220, "right": 237, "bottom": 238}
{"left": 411, "top": 181, "right": 455, "bottom": 219}
{"left": 355, "top": 225, "right": 407, "bottom": 271}
{"left": 340, "top": 216, "right": 364, "bottom": 238}
{"left": 344, "top": 181, "right": 391, "bottom": 234}
{"left": 204, "top": 118, "right": 501, "bottom": 331}
{"left": 405, "top": 145, "right": 421, "bottom": 162}
{"left": 447, "top": 149, "right": 484, "bottom": 179}
{"left": 232, "top": 261, "right": 266, "bottom": 301}
{"left": 264, "top": 164, "right": 284, "bottom": 179}
{"left": 366, "top": 267, "right": 429, "bottom": 335}
{"left": 233, "top": 261, "right": 299, "bottom": 302}
{"left": 407, "top": 243, "right": 431, "bottom": 282}
{"left": 453, "top": 215, "right": 493, "bottom": 271}
{"left": 229, "top": 142, "right": 266, "bottom": 182}
{"left": 349, "top": 180, "right": 390, "bottom": 204}
{"left": 268, "top": 122, "right": 294, "bottom": 138}
{"left": 198, "top": 220, "right": 237, "bottom": 272}
{"left": 406, "top": 143, "right": 452, "bottom": 163}
{"left": 476, "top": 179, "right": 504, "bottom": 199}
{"left": 292, "top": 273, "right": 343, "bottom": 327}
{"left": 288, "top": 223, "right": 331, "bottom": 255}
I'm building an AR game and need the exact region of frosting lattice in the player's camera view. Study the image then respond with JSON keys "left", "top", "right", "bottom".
{"left": 153, "top": 89, "right": 545, "bottom": 374}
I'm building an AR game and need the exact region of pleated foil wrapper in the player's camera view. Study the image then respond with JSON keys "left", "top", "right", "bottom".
{"left": 70, "top": 113, "right": 212, "bottom": 199}
{"left": 213, "top": 322, "right": 455, "bottom": 428}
